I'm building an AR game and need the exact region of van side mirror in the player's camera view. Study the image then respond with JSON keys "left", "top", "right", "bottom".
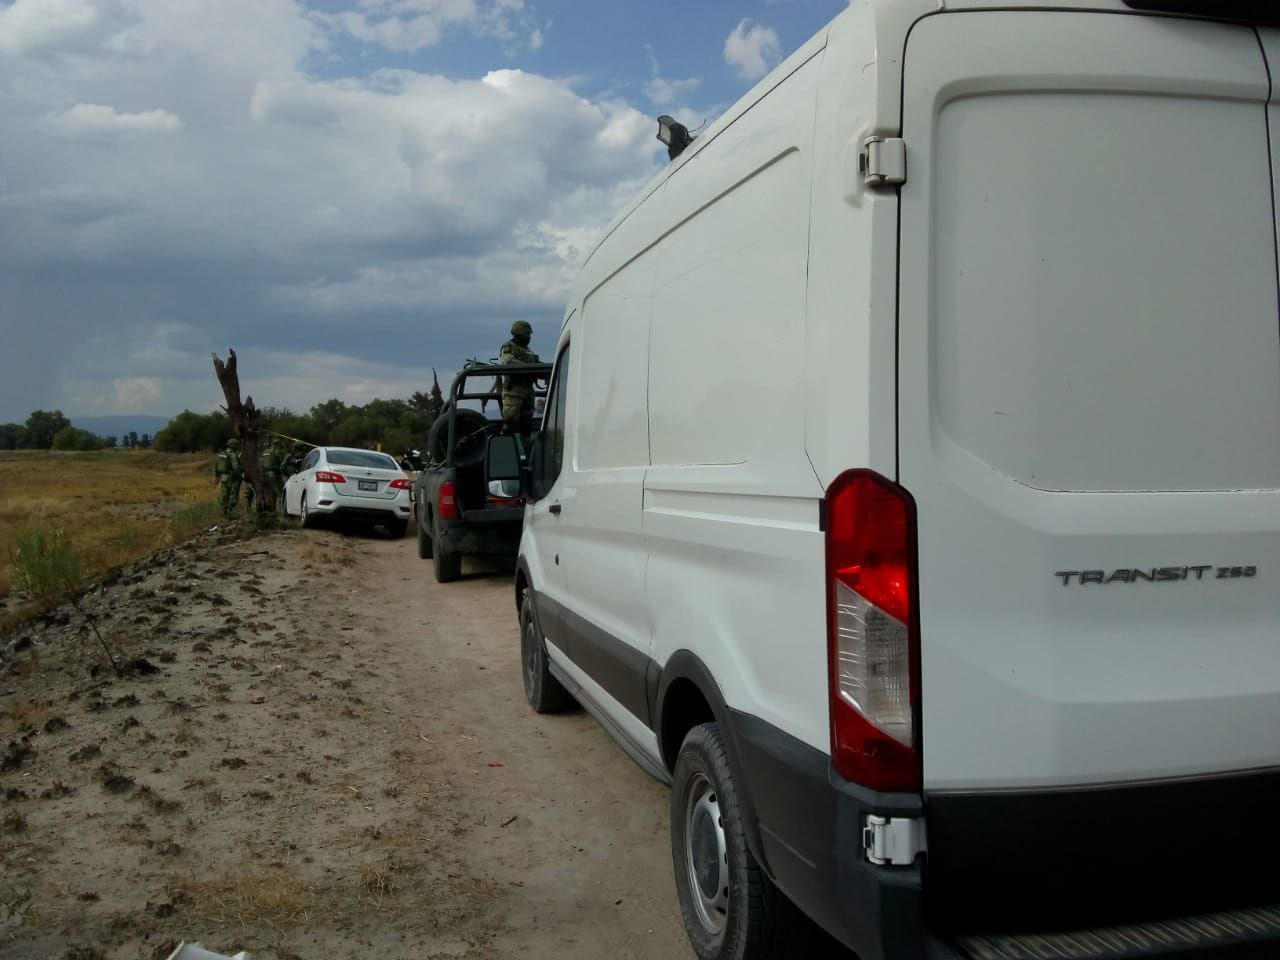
{"left": 485, "top": 434, "right": 521, "bottom": 484}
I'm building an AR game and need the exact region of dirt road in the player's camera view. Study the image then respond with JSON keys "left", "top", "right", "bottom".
{"left": 1, "top": 525, "right": 688, "bottom": 959}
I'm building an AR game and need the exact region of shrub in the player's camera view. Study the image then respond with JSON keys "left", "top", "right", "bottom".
{"left": 112, "top": 522, "right": 141, "bottom": 551}
{"left": 50, "top": 426, "right": 104, "bottom": 451}
{"left": 9, "top": 527, "right": 82, "bottom": 599}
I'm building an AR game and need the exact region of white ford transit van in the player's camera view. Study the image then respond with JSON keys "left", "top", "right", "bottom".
{"left": 494, "top": 2, "right": 1280, "bottom": 957}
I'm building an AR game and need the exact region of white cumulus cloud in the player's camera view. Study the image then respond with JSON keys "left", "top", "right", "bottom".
{"left": 0, "top": 0, "right": 101, "bottom": 57}
{"left": 0, "top": 0, "right": 662, "bottom": 419}
{"left": 314, "top": 0, "right": 544, "bottom": 55}
{"left": 723, "top": 18, "right": 781, "bottom": 82}
{"left": 46, "top": 103, "right": 183, "bottom": 139}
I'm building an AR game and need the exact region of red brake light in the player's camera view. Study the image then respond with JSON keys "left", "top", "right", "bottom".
{"left": 438, "top": 480, "right": 459, "bottom": 520}
{"left": 825, "top": 470, "right": 921, "bottom": 793}
{"left": 388, "top": 478, "right": 412, "bottom": 490}
{"left": 315, "top": 470, "right": 346, "bottom": 484}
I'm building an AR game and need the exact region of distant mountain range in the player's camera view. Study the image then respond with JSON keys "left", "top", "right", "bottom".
{"left": 71, "top": 415, "right": 172, "bottom": 440}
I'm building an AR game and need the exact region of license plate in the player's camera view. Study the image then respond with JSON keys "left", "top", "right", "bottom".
{"left": 358, "top": 479, "right": 378, "bottom": 491}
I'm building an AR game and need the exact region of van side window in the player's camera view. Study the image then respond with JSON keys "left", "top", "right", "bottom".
{"left": 542, "top": 343, "right": 571, "bottom": 491}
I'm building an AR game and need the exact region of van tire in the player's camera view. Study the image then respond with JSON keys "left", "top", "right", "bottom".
{"left": 672, "top": 722, "right": 790, "bottom": 960}
{"left": 417, "top": 514, "right": 433, "bottom": 559}
{"left": 520, "top": 591, "right": 574, "bottom": 713}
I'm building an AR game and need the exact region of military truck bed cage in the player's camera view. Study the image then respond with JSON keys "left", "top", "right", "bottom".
{"left": 444, "top": 362, "right": 553, "bottom": 466}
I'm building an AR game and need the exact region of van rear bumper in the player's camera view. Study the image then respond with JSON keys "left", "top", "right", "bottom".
{"left": 927, "top": 768, "right": 1280, "bottom": 937}
{"left": 729, "top": 710, "right": 1280, "bottom": 960}
{"left": 729, "top": 709, "right": 928, "bottom": 960}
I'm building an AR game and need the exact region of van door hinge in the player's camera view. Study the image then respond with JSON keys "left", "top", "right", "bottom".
{"left": 863, "top": 815, "right": 927, "bottom": 866}
{"left": 860, "top": 137, "right": 906, "bottom": 188}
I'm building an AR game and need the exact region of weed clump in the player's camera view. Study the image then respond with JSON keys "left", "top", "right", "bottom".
{"left": 169, "top": 498, "right": 222, "bottom": 540}
{"left": 9, "top": 527, "right": 81, "bottom": 600}
{"left": 111, "top": 522, "right": 141, "bottom": 552}
{"left": 178, "top": 868, "right": 315, "bottom": 927}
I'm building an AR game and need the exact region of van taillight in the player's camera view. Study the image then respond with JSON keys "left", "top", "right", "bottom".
{"left": 439, "top": 480, "right": 459, "bottom": 520}
{"left": 825, "top": 470, "right": 921, "bottom": 793}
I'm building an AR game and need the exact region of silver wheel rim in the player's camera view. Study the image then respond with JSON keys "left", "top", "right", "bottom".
{"left": 683, "top": 771, "right": 729, "bottom": 937}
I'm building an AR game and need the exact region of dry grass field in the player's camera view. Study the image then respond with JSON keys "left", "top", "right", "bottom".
{"left": 0, "top": 450, "right": 218, "bottom": 604}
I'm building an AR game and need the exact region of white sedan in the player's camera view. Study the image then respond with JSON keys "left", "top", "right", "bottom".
{"left": 283, "top": 446, "right": 413, "bottom": 537}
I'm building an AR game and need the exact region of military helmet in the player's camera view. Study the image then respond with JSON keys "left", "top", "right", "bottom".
{"left": 226, "top": 438, "right": 240, "bottom": 450}
{"left": 511, "top": 320, "right": 533, "bottom": 337}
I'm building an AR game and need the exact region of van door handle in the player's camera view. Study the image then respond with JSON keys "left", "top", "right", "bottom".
{"left": 549, "top": 503, "right": 562, "bottom": 515}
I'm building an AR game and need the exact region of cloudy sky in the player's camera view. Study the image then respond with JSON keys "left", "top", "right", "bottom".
{"left": 0, "top": 0, "right": 845, "bottom": 422}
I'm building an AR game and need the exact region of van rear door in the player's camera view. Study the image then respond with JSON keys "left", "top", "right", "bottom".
{"left": 897, "top": 8, "right": 1280, "bottom": 931}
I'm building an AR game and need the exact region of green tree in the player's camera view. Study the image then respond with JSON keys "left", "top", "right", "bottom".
{"left": 24, "top": 410, "right": 71, "bottom": 449}
{"left": 330, "top": 412, "right": 372, "bottom": 448}
{"left": 0, "top": 423, "right": 30, "bottom": 449}
{"left": 268, "top": 412, "right": 320, "bottom": 445}
{"left": 259, "top": 407, "right": 321, "bottom": 447}
{"left": 104, "top": 435, "right": 118, "bottom": 449}
{"left": 309, "top": 399, "right": 348, "bottom": 437}
{"left": 51, "top": 426, "right": 105, "bottom": 451}
{"left": 154, "top": 410, "right": 233, "bottom": 453}
{"left": 382, "top": 427, "right": 416, "bottom": 455}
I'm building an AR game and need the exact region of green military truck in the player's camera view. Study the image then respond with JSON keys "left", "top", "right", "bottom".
{"left": 414, "top": 361, "right": 550, "bottom": 582}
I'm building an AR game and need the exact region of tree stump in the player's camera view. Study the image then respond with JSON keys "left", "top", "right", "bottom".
{"left": 212, "top": 349, "right": 278, "bottom": 516}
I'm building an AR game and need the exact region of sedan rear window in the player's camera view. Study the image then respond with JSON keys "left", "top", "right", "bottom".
{"left": 326, "top": 450, "right": 400, "bottom": 469}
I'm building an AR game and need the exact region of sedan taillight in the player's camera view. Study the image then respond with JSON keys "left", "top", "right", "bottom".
{"left": 315, "top": 470, "right": 346, "bottom": 484}
{"left": 388, "top": 478, "right": 412, "bottom": 490}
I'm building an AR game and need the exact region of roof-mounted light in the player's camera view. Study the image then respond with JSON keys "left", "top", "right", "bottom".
{"left": 656, "top": 114, "right": 693, "bottom": 161}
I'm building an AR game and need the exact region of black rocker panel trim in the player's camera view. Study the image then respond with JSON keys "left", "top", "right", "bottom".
{"left": 526, "top": 586, "right": 570, "bottom": 660}
{"left": 559, "top": 605, "right": 652, "bottom": 726}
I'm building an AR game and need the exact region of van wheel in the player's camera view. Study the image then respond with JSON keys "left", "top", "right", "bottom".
{"left": 417, "top": 513, "right": 433, "bottom": 559}
{"left": 520, "top": 590, "right": 573, "bottom": 713}
{"left": 672, "top": 723, "right": 789, "bottom": 960}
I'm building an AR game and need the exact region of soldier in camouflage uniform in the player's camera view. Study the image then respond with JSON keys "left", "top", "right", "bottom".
{"left": 262, "top": 437, "right": 288, "bottom": 513}
{"left": 215, "top": 438, "right": 245, "bottom": 517}
{"left": 498, "top": 320, "right": 540, "bottom": 434}
{"left": 284, "top": 442, "right": 308, "bottom": 477}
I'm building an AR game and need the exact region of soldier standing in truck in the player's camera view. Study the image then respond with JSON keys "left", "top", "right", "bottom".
{"left": 498, "top": 320, "right": 540, "bottom": 435}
